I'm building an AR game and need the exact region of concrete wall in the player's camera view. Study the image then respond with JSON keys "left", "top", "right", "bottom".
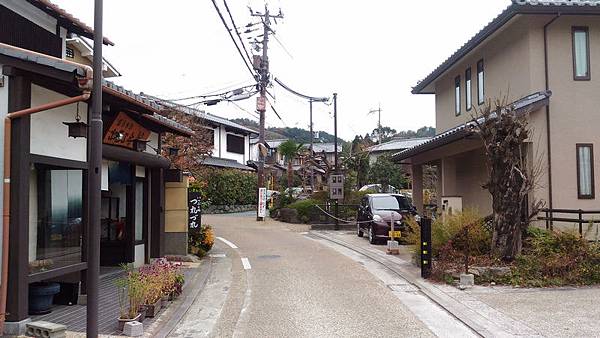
{"left": 164, "top": 175, "right": 189, "bottom": 256}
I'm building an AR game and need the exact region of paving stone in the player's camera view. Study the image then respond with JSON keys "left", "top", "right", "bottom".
{"left": 123, "top": 321, "right": 143, "bottom": 337}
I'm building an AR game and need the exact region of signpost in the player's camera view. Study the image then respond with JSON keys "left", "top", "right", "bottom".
{"left": 188, "top": 187, "right": 202, "bottom": 237}
{"left": 329, "top": 174, "right": 344, "bottom": 200}
{"left": 258, "top": 187, "right": 267, "bottom": 218}
{"left": 421, "top": 217, "right": 432, "bottom": 279}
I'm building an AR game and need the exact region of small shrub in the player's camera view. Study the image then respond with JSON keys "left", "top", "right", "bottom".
{"left": 431, "top": 209, "right": 490, "bottom": 257}
{"left": 286, "top": 199, "right": 318, "bottom": 223}
{"left": 188, "top": 224, "right": 215, "bottom": 257}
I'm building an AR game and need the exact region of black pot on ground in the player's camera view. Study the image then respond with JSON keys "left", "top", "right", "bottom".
{"left": 29, "top": 282, "right": 61, "bottom": 315}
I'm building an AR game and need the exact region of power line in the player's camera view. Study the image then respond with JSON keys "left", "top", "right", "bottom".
{"left": 163, "top": 84, "right": 257, "bottom": 102}
{"left": 222, "top": 0, "right": 254, "bottom": 69}
{"left": 211, "top": 0, "right": 257, "bottom": 80}
{"left": 273, "top": 77, "right": 329, "bottom": 102}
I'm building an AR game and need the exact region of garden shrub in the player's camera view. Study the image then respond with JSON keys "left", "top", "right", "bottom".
{"left": 286, "top": 199, "right": 318, "bottom": 223}
{"left": 431, "top": 209, "right": 490, "bottom": 257}
{"left": 188, "top": 225, "right": 215, "bottom": 258}
{"left": 193, "top": 168, "right": 257, "bottom": 206}
{"left": 502, "top": 228, "right": 600, "bottom": 287}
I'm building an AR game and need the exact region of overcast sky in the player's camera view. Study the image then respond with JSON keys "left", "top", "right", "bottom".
{"left": 52, "top": 0, "right": 511, "bottom": 141}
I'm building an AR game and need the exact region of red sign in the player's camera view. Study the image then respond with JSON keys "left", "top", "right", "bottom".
{"left": 257, "top": 96, "right": 266, "bottom": 112}
{"left": 103, "top": 112, "right": 151, "bottom": 149}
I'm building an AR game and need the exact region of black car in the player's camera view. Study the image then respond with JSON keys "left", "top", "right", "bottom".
{"left": 357, "top": 194, "right": 420, "bottom": 244}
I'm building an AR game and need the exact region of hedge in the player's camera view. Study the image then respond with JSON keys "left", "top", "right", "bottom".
{"left": 193, "top": 168, "right": 257, "bottom": 206}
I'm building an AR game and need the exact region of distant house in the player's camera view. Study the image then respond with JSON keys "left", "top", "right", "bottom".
{"left": 367, "top": 137, "right": 431, "bottom": 164}
{"left": 65, "top": 35, "right": 121, "bottom": 78}
{"left": 147, "top": 101, "right": 258, "bottom": 172}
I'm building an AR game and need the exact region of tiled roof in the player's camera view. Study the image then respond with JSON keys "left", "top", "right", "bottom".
{"left": 412, "top": 0, "right": 600, "bottom": 94}
{"left": 203, "top": 157, "right": 255, "bottom": 171}
{"left": 368, "top": 137, "right": 432, "bottom": 153}
{"left": 25, "top": 0, "right": 114, "bottom": 45}
{"left": 393, "top": 91, "right": 552, "bottom": 161}
{"left": 0, "top": 42, "right": 89, "bottom": 77}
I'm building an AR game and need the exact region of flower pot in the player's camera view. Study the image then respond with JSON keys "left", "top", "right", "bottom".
{"left": 137, "top": 307, "right": 146, "bottom": 322}
{"left": 28, "top": 282, "right": 60, "bottom": 315}
{"left": 117, "top": 313, "right": 142, "bottom": 332}
{"left": 161, "top": 295, "right": 169, "bottom": 303}
{"left": 143, "top": 299, "right": 162, "bottom": 317}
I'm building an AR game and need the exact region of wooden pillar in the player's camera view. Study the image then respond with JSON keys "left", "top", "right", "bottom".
{"left": 6, "top": 75, "right": 31, "bottom": 322}
{"left": 150, "top": 168, "right": 165, "bottom": 258}
{"left": 412, "top": 164, "right": 424, "bottom": 216}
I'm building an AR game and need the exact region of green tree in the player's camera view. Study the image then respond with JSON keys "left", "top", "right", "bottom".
{"left": 368, "top": 155, "right": 407, "bottom": 191}
{"left": 278, "top": 140, "right": 304, "bottom": 188}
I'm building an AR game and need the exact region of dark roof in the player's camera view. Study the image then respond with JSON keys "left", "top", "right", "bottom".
{"left": 412, "top": 0, "right": 600, "bottom": 94}
{"left": 0, "top": 41, "right": 89, "bottom": 77}
{"left": 203, "top": 157, "right": 255, "bottom": 171}
{"left": 393, "top": 91, "right": 552, "bottom": 161}
{"left": 25, "top": 0, "right": 114, "bottom": 46}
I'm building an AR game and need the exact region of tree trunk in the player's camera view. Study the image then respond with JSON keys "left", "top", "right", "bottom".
{"left": 287, "top": 161, "right": 293, "bottom": 188}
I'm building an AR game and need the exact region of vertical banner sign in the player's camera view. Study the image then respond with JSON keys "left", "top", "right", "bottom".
{"left": 420, "top": 217, "right": 432, "bottom": 279}
{"left": 258, "top": 188, "right": 267, "bottom": 218}
{"left": 188, "top": 187, "right": 202, "bottom": 236}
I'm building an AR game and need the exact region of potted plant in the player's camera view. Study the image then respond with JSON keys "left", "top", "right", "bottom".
{"left": 28, "top": 282, "right": 60, "bottom": 315}
{"left": 116, "top": 268, "right": 147, "bottom": 331}
{"left": 139, "top": 266, "right": 163, "bottom": 317}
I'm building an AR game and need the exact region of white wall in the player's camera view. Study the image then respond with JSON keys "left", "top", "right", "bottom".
{"left": 219, "top": 129, "right": 249, "bottom": 163}
{"left": 144, "top": 132, "right": 159, "bottom": 156}
{"left": 30, "top": 85, "right": 88, "bottom": 162}
{"left": 28, "top": 168, "right": 37, "bottom": 262}
{"left": 134, "top": 244, "right": 145, "bottom": 268}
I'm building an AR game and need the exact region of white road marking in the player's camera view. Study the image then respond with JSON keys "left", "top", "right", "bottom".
{"left": 209, "top": 253, "right": 227, "bottom": 258}
{"left": 241, "top": 257, "right": 252, "bottom": 270}
{"left": 217, "top": 236, "right": 238, "bottom": 249}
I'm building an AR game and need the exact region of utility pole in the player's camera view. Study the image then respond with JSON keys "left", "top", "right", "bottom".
{"left": 251, "top": 5, "right": 282, "bottom": 221}
{"left": 87, "top": 0, "right": 103, "bottom": 336}
{"left": 368, "top": 104, "right": 382, "bottom": 144}
{"left": 309, "top": 99, "right": 314, "bottom": 191}
{"left": 333, "top": 93, "right": 339, "bottom": 231}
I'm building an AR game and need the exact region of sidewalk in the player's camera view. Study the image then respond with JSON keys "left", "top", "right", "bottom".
{"left": 311, "top": 230, "right": 600, "bottom": 338}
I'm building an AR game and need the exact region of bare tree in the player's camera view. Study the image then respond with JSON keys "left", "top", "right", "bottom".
{"left": 473, "top": 99, "right": 543, "bottom": 260}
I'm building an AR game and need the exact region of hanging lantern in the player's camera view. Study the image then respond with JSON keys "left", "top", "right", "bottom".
{"left": 63, "top": 102, "right": 88, "bottom": 138}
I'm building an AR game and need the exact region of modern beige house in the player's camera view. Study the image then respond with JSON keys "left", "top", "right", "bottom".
{"left": 395, "top": 0, "right": 600, "bottom": 222}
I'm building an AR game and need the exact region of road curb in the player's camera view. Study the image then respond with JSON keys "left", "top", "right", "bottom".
{"left": 309, "top": 231, "right": 542, "bottom": 338}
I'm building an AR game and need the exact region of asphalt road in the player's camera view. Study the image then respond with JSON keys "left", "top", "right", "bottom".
{"left": 170, "top": 214, "right": 466, "bottom": 337}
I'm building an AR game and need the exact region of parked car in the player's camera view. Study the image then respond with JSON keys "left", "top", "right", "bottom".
{"left": 356, "top": 194, "right": 420, "bottom": 244}
{"left": 359, "top": 184, "right": 399, "bottom": 194}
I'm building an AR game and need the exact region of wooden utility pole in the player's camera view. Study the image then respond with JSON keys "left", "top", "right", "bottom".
{"left": 251, "top": 5, "right": 282, "bottom": 221}
{"left": 368, "top": 104, "right": 382, "bottom": 144}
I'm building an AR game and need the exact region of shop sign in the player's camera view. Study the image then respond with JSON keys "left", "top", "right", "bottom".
{"left": 188, "top": 187, "right": 202, "bottom": 235}
{"left": 258, "top": 187, "right": 267, "bottom": 218}
{"left": 103, "top": 112, "right": 151, "bottom": 149}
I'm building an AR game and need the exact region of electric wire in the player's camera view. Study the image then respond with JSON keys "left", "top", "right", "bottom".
{"left": 211, "top": 0, "right": 257, "bottom": 80}
{"left": 273, "top": 77, "right": 329, "bottom": 102}
{"left": 222, "top": 0, "right": 255, "bottom": 69}
{"left": 163, "top": 84, "right": 257, "bottom": 102}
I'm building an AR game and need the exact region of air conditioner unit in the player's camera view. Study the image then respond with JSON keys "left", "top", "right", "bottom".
{"left": 441, "top": 196, "right": 462, "bottom": 218}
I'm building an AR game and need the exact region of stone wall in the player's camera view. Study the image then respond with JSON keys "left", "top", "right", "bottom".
{"left": 203, "top": 204, "right": 256, "bottom": 214}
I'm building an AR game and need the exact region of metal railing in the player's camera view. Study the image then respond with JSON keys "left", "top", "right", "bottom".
{"left": 537, "top": 208, "right": 600, "bottom": 236}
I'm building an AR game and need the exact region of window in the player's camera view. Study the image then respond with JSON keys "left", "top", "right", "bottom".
{"left": 454, "top": 76, "right": 461, "bottom": 116}
{"left": 577, "top": 144, "right": 594, "bottom": 199}
{"left": 226, "top": 134, "right": 245, "bottom": 154}
{"left": 65, "top": 47, "right": 74, "bottom": 58}
{"left": 477, "top": 59, "right": 485, "bottom": 104}
{"left": 572, "top": 27, "right": 590, "bottom": 80}
{"left": 31, "top": 166, "right": 83, "bottom": 272}
{"left": 465, "top": 68, "right": 472, "bottom": 111}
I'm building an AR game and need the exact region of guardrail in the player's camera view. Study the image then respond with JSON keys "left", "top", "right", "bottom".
{"left": 537, "top": 208, "right": 600, "bottom": 236}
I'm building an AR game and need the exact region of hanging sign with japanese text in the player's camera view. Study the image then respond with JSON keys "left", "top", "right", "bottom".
{"left": 103, "top": 112, "right": 151, "bottom": 149}
{"left": 188, "top": 187, "right": 202, "bottom": 235}
{"left": 258, "top": 188, "right": 267, "bottom": 218}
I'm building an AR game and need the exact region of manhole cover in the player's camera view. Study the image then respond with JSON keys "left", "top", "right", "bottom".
{"left": 257, "top": 255, "right": 281, "bottom": 260}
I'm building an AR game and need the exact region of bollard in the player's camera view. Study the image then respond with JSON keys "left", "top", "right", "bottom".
{"left": 420, "top": 217, "right": 432, "bottom": 279}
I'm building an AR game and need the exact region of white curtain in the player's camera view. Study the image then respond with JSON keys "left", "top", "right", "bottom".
{"left": 579, "top": 146, "right": 592, "bottom": 196}
{"left": 574, "top": 30, "right": 588, "bottom": 77}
